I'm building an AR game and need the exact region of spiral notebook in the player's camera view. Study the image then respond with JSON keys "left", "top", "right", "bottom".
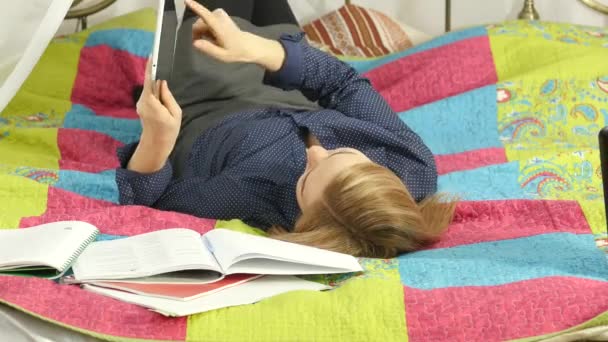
{"left": 0, "top": 221, "right": 99, "bottom": 278}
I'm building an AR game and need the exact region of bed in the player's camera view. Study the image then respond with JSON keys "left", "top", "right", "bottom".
{"left": 0, "top": 2, "right": 608, "bottom": 341}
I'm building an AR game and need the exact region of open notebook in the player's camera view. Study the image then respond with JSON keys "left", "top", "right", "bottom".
{"left": 69, "top": 227, "right": 362, "bottom": 285}
{"left": 0, "top": 221, "right": 99, "bottom": 278}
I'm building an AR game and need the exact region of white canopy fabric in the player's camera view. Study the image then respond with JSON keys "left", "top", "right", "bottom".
{"left": 0, "top": 0, "right": 73, "bottom": 114}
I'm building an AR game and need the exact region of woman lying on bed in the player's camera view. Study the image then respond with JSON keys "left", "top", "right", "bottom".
{"left": 119, "top": 0, "right": 456, "bottom": 258}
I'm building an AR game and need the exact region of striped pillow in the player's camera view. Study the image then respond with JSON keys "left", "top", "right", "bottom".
{"left": 302, "top": 4, "right": 413, "bottom": 58}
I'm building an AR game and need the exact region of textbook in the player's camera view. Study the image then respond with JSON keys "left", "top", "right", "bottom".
{"left": 69, "top": 227, "right": 362, "bottom": 284}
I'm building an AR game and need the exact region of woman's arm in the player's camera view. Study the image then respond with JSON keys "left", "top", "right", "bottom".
{"left": 116, "top": 60, "right": 182, "bottom": 206}
{"left": 186, "top": 0, "right": 285, "bottom": 71}
{"left": 262, "top": 34, "right": 397, "bottom": 125}
{"left": 153, "top": 173, "right": 271, "bottom": 225}
{"left": 185, "top": 0, "right": 398, "bottom": 126}
{"left": 129, "top": 62, "right": 182, "bottom": 174}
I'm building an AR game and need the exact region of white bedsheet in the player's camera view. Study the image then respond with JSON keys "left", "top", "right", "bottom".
{"left": 3, "top": 301, "right": 608, "bottom": 342}
{"left": 0, "top": 304, "right": 102, "bottom": 342}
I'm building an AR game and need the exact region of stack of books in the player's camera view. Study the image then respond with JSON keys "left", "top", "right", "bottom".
{"left": 0, "top": 221, "right": 362, "bottom": 316}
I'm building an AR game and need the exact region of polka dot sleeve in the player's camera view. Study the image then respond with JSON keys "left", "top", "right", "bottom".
{"left": 153, "top": 172, "right": 272, "bottom": 224}
{"left": 264, "top": 33, "right": 402, "bottom": 129}
{"left": 115, "top": 142, "right": 174, "bottom": 206}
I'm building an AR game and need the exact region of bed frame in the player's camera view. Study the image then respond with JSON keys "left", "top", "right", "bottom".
{"left": 580, "top": 0, "right": 608, "bottom": 15}
{"left": 66, "top": 0, "right": 116, "bottom": 31}
{"left": 519, "top": 0, "right": 608, "bottom": 19}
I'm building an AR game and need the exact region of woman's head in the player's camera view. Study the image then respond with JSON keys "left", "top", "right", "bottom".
{"left": 271, "top": 146, "right": 457, "bottom": 258}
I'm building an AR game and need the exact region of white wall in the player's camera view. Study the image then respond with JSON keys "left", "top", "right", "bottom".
{"left": 288, "top": 0, "right": 607, "bottom": 35}
{"left": 52, "top": 0, "right": 608, "bottom": 37}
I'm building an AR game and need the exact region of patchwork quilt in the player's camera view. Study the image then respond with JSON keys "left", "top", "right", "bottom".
{"left": 0, "top": 9, "right": 607, "bottom": 342}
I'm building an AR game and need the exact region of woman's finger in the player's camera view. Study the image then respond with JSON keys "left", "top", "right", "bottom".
{"left": 160, "top": 81, "right": 182, "bottom": 118}
{"left": 193, "top": 39, "right": 229, "bottom": 61}
{"left": 192, "top": 18, "right": 211, "bottom": 40}
{"left": 185, "top": 0, "right": 219, "bottom": 33}
{"left": 153, "top": 79, "right": 162, "bottom": 98}
{"left": 144, "top": 93, "right": 166, "bottom": 115}
{"left": 142, "top": 58, "right": 154, "bottom": 96}
{"left": 137, "top": 92, "right": 161, "bottom": 117}
{"left": 144, "top": 57, "right": 152, "bottom": 80}
{"left": 212, "top": 8, "right": 229, "bottom": 20}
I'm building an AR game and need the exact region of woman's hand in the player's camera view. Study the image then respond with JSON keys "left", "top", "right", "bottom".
{"left": 185, "top": 0, "right": 286, "bottom": 71}
{"left": 128, "top": 60, "right": 182, "bottom": 173}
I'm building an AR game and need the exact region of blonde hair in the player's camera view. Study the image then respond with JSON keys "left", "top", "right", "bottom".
{"left": 268, "top": 163, "right": 457, "bottom": 258}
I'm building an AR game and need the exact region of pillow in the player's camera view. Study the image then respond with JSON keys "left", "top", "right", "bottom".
{"left": 399, "top": 22, "right": 432, "bottom": 46}
{"left": 302, "top": 4, "right": 417, "bottom": 57}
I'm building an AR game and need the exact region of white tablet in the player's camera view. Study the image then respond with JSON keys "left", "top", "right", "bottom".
{"left": 151, "top": 0, "right": 178, "bottom": 82}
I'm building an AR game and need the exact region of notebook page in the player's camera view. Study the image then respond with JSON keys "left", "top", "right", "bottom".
{"left": 72, "top": 228, "right": 221, "bottom": 281}
{"left": 204, "top": 229, "right": 362, "bottom": 275}
{"left": 0, "top": 221, "right": 99, "bottom": 271}
{"left": 83, "top": 275, "right": 330, "bottom": 317}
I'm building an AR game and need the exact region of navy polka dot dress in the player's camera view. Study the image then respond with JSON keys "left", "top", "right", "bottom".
{"left": 116, "top": 33, "right": 437, "bottom": 230}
